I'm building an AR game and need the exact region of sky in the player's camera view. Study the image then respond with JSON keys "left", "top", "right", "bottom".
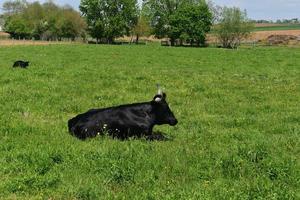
{"left": 0, "top": 0, "right": 299, "bottom": 21}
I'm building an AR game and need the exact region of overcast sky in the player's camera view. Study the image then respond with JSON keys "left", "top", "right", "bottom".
{"left": 0, "top": 0, "right": 299, "bottom": 20}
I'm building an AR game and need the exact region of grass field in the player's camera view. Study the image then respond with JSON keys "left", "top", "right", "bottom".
{"left": 0, "top": 44, "right": 299, "bottom": 199}
{"left": 254, "top": 24, "right": 300, "bottom": 32}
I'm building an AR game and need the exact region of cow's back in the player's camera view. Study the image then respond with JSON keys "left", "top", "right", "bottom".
{"left": 68, "top": 103, "right": 153, "bottom": 139}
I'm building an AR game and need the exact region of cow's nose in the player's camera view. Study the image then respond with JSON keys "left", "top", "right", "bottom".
{"left": 170, "top": 119, "right": 178, "bottom": 126}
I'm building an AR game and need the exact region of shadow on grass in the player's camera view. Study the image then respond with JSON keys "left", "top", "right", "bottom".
{"left": 70, "top": 131, "right": 173, "bottom": 142}
{"left": 144, "top": 131, "right": 174, "bottom": 141}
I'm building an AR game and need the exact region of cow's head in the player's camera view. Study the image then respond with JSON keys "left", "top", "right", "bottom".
{"left": 151, "top": 88, "right": 178, "bottom": 126}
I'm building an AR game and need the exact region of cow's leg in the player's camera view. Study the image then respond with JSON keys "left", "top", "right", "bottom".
{"left": 146, "top": 133, "right": 169, "bottom": 141}
{"left": 143, "top": 125, "right": 153, "bottom": 136}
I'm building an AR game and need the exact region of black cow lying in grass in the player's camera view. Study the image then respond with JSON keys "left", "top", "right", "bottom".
{"left": 68, "top": 88, "right": 178, "bottom": 140}
{"left": 13, "top": 60, "right": 29, "bottom": 68}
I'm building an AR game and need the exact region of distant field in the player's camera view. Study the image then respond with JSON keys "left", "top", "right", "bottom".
{"left": 251, "top": 24, "right": 300, "bottom": 41}
{"left": 254, "top": 24, "right": 300, "bottom": 31}
{"left": 250, "top": 30, "right": 300, "bottom": 41}
{"left": 0, "top": 44, "right": 299, "bottom": 199}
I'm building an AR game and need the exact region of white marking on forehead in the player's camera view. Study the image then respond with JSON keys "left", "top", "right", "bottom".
{"left": 155, "top": 97, "right": 162, "bottom": 102}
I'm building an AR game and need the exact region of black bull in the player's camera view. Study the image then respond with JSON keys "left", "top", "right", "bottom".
{"left": 68, "top": 93, "right": 178, "bottom": 139}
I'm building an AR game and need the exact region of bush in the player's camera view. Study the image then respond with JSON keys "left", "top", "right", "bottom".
{"left": 214, "top": 7, "right": 254, "bottom": 49}
{"left": 2, "top": 0, "right": 86, "bottom": 40}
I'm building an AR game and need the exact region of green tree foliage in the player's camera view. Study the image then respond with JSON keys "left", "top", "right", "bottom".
{"left": 169, "top": 3, "right": 212, "bottom": 46}
{"left": 142, "top": 0, "right": 180, "bottom": 42}
{"left": 143, "top": 0, "right": 212, "bottom": 46}
{"left": 80, "top": 0, "right": 138, "bottom": 43}
{"left": 0, "top": 15, "right": 4, "bottom": 29}
{"left": 132, "top": 13, "right": 151, "bottom": 44}
{"left": 2, "top": 0, "right": 86, "bottom": 40}
{"left": 2, "top": 0, "right": 27, "bottom": 15}
{"left": 214, "top": 7, "right": 254, "bottom": 49}
{"left": 59, "top": 9, "right": 87, "bottom": 40}
{"left": 4, "top": 15, "right": 31, "bottom": 38}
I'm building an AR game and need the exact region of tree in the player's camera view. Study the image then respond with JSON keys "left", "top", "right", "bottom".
{"left": 4, "top": 15, "right": 31, "bottom": 38}
{"left": 132, "top": 13, "right": 151, "bottom": 44}
{"left": 80, "top": 0, "right": 138, "bottom": 43}
{"left": 2, "top": 0, "right": 27, "bottom": 15}
{"left": 143, "top": 0, "right": 212, "bottom": 46}
{"left": 2, "top": 0, "right": 29, "bottom": 38}
{"left": 142, "top": 0, "right": 182, "bottom": 45}
{"left": 214, "top": 7, "right": 254, "bottom": 49}
{"left": 169, "top": 2, "right": 212, "bottom": 46}
{"left": 21, "top": 1, "right": 45, "bottom": 39}
{"left": 207, "top": 0, "right": 222, "bottom": 24}
{"left": 2, "top": 0, "right": 86, "bottom": 41}
{"left": 0, "top": 15, "right": 5, "bottom": 29}
{"left": 58, "top": 8, "right": 87, "bottom": 41}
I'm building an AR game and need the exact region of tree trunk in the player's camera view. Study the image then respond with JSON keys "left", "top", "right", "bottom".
{"left": 190, "top": 39, "right": 194, "bottom": 46}
{"left": 135, "top": 34, "right": 139, "bottom": 44}
{"left": 170, "top": 38, "right": 175, "bottom": 46}
{"left": 107, "top": 37, "right": 114, "bottom": 44}
{"left": 130, "top": 35, "right": 134, "bottom": 44}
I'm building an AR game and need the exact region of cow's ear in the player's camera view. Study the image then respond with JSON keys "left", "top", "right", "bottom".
{"left": 163, "top": 93, "right": 166, "bottom": 99}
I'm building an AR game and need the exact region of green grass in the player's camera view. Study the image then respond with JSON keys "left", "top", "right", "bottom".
{"left": 254, "top": 24, "right": 300, "bottom": 31}
{"left": 0, "top": 44, "right": 299, "bottom": 199}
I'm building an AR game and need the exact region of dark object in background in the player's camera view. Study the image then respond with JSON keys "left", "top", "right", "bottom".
{"left": 13, "top": 61, "right": 29, "bottom": 68}
{"left": 68, "top": 88, "right": 178, "bottom": 140}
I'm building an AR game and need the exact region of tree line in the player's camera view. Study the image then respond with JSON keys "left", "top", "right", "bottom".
{"left": 2, "top": 0, "right": 86, "bottom": 40}
{"left": 1, "top": 0, "right": 254, "bottom": 48}
{"left": 252, "top": 18, "right": 299, "bottom": 24}
{"left": 80, "top": 0, "right": 212, "bottom": 46}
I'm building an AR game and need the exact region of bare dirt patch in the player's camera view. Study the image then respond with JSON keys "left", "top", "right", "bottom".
{"left": 0, "top": 39, "right": 77, "bottom": 46}
{"left": 266, "top": 35, "right": 299, "bottom": 45}
{"left": 250, "top": 30, "right": 300, "bottom": 41}
{"left": 0, "top": 32, "right": 10, "bottom": 36}
{"left": 207, "top": 30, "right": 300, "bottom": 45}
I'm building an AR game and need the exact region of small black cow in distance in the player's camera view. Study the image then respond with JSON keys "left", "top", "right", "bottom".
{"left": 68, "top": 89, "right": 178, "bottom": 140}
{"left": 13, "top": 60, "right": 29, "bottom": 68}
